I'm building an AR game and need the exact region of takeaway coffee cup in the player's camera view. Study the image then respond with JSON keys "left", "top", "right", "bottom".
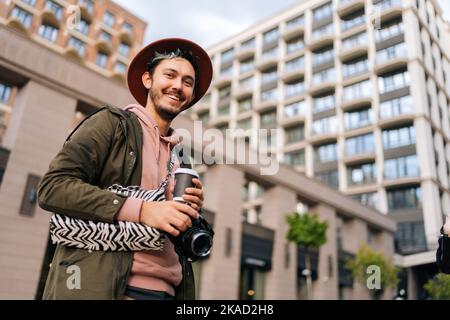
{"left": 173, "top": 168, "right": 199, "bottom": 203}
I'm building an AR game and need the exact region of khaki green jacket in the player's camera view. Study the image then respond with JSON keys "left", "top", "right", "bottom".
{"left": 37, "top": 106, "right": 195, "bottom": 300}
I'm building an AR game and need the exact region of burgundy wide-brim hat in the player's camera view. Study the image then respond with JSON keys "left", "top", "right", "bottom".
{"left": 127, "top": 38, "right": 213, "bottom": 108}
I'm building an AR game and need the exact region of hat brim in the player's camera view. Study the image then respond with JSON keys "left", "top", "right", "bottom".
{"left": 127, "top": 38, "right": 213, "bottom": 108}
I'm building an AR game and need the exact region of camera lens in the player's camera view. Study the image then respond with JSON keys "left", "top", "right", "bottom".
{"left": 191, "top": 231, "right": 213, "bottom": 257}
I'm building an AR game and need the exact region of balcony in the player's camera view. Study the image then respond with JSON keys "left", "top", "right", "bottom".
{"left": 341, "top": 96, "right": 372, "bottom": 111}
{"left": 309, "top": 34, "right": 334, "bottom": 51}
{"left": 282, "top": 25, "right": 305, "bottom": 41}
{"left": 6, "top": 17, "right": 30, "bottom": 35}
{"left": 339, "top": 43, "right": 368, "bottom": 62}
{"left": 309, "top": 132, "right": 338, "bottom": 145}
{"left": 257, "top": 57, "right": 278, "bottom": 71}
{"left": 41, "top": 10, "right": 61, "bottom": 28}
{"left": 309, "top": 80, "right": 335, "bottom": 96}
{"left": 337, "top": 0, "right": 365, "bottom": 17}
{"left": 343, "top": 152, "right": 376, "bottom": 165}
{"left": 95, "top": 40, "right": 112, "bottom": 55}
{"left": 237, "top": 46, "right": 256, "bottom": 61}
{"left": 383, "top": 177, "right": 421, "bottom": 189}
{"left": 375, "top": 44, "right": 408, "bottom": 75}
{"left": 378, "top": 113, "right": 414, "bottom": 129}
{"left": 234, "top": 86, "right": 253, "bottom": 100}
{"left": 281, "top": 68, "right": 305, "bottom": 83}
{"left": 371, "top": 0, "right": 403, "bottom": 25}
{"left": 119, "top": 30, "right": 134, "bottom": 46}
{"left": 214, "top": 74, "right": 233, "bottom": 88}
{"left": 79, "top": 2, "right": 94, "bottom": 23}
{"left": 280, "top": 114, "right": 305, "bottom": 127}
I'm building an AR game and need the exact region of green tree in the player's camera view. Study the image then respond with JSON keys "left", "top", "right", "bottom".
{"left": 345, "top": 244, "right": 400, "bottom": 299}
{"left": 285, "top": 211, "right": 328, "bottom": 299}
{"left": 424, "top": 273, "right": 450, "bottom": 300}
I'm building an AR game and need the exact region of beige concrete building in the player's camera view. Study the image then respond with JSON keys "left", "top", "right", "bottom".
{"left": 0, "top": 0, "right": 147, "bottom": 144}
{"left": 193, "top": 0, "right": 450, "bottom": 299}
{"left": 0, "top": 1, "right": 398, "bottom": 300}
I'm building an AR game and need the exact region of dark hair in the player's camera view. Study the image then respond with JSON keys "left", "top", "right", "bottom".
{"left": 146, "top": 49, "right": 200, "bottom": 83}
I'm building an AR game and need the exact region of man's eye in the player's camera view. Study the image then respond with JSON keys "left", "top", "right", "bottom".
{"left": 184, "top": 81, "right": 193, "bottom": 87}
{"left": 165, "top": 73, "right": 174, "bottom": 78}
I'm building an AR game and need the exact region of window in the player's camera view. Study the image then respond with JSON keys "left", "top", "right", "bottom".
{"left": 348, "top": 163, "right": 376, "bottom": 185}
{"left": 378, "top": 71, "right": 409, "bottom": 93}
{"left": 316, "top": 170, "right": 339, "bottom": 188}
{"left": 312, "top": 47, "right": 334, "bottom": 66}
{"left": 285, "top": 80, "right": 305, "bottom": 98}
{"left": 284, "top": 149, "right": 305, "bottom": 165}
{"left": 38, "top": 24, "right": 58, "bottom": 43}
{"left": 285, "top": 125, "right": 304, "bottom": 143}
{"left": 283, "top": 100, "right": 306, "bottom": 118}
{"left": 114, "top": 62, "right": 127, "bottom": 75}
{"left": 379, "top": 95, "right": 412, "bottom": 118}
{"left": 352, "top": 192, "right": 379, "bottom": 209}
{"left": 311, "top": 23, "right": 334, "bottom": 39}
{"left": 384, "top": 154, "right": 419, "bottom": 179}
{"left": 239, "top": 76, "right": 254, "bottom": 89}
{"left": 0, "top": 83, "right": 11, "bottom": 104}
{"left": 395, "top": 221, "right": 427, "bottom": 254}
{"left": 261, "top": 87, "right": 278, "bottom": 102}
{"left": 341, "top": 10, "right": 365, "bottom": 32}
{"left": 217, "top": 104, "right": 230, "bottom": 116}
{"left": 103, "top": 11, "right": 115, "bottom": 27}
{"left": 262, "top": 46, "right": 279, "bottom": 60}
{"left": 45, "top": 0, "right": 63, "bottom": 20}
{"left": 10, "top": 6, "right": 33, "bottom": 28}
{"left": 263, "top": 27, "right": 279, "bottom": 44}
{"left": 221, "top": 48, "right": 234, "bottom": 64}
{"left": 345, "top": 133, "right": 374, "bottom": 155}
{"left": 238, "top": 97, "right": 252, "bottom": 113}
{"left": 387, "top": 187, "right": 421, "bottom": 210}
{"left": 67, "top": 37, "right": 85, "bottom": 57}
{"left": 21, "top": 0, "right": 36, "bottom": 6}
{"left": 121, "top": 22, "right": 133, "bottom": 34}
{"left": 343, "top": 80, "right": 372, "bottom": 101}
{"left": 285, "top": 56, "right": 304, "bottom": 72}
{"left": 383, "top": 126, "right": 416, "bottom": 149}
{"left": 342, "top": 32, "right": 367, "bottom": 51}
{"left": 376, "top": 42, "right": 407, "bottom": 64}
{"left": 313, "top": 94, "right": 335, "bottom": 112}
{"left": 286, "top": 15, "right": 304, "bottom": 29}
{"left": 344, "top": 108, "right": 372, "bottom": 130}
{"left": 20, "top": 174, "right": 41, "bottom": 217}
{"left": 96, "top": 51, "right": 108, "bottom": 68}
{"left": 99, "top": 31, "right": 112, "bottom": 42}
{"left": 76, "top": 18, "right": 90, "bottom": 36}
{"left": 241, "top": 38, "right": 255, "bottom": 50}
{"left": 286, "top": 37, "right": 304, "bottom": 54}
{"left": 375, "top": 19, "right": 403, "bottom": 42}
{"left": 313, "top": 2, "right": 333, "bottom": 21}
{"left": 260, "top": 110, "right": 277, "bottom": 127}
{"left": 237, "top": 117, "right": 252, "bottom": 130}
{"left": 261, "top": 68, "right": 278, "bottom": 85}
{"left": 198, "top": 111, "right": 209, "bottom": 125}
{"left": 343, "top": 58, "right": 368, "bottom": 79}
{"left": 118, "top": 43, "right": 130, "bottom": 57}
{"left": 220, "top": 65, "right": 232, "bottom": 77}
{"left": 312, "top": 67, "right": 335, "bottom": 85}
{"left": 79, "top": 0, "right": 94, "bottom": 14}
{"left": 315, "top": 143, "right": 338, "bottom": 163}
{"left": 240, "top": 58, "right": 254, "bottom": 73}
{"left": 312, "top": 116, "right": 338, "bottom": 135}
{"left": 217, "top": 87, "right": 230, "bottom": 101}
{"left": 374, "top": 0, "right": 402, "bottom": 13}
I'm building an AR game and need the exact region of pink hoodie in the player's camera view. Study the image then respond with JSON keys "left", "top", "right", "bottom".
{"left": 116, "top": 104, "right": 182, "bottom": 296}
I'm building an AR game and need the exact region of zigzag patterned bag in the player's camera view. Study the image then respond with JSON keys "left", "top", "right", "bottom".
{"left": 49, "top": 148, "right": 176, "bottom": 252}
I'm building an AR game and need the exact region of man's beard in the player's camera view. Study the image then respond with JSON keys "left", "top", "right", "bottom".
{"left": 150, "top": 86, "right": 187, "bottom": 121}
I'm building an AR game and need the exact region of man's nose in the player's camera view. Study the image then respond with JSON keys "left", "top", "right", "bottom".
{"left": 170, "top": 77, "right": 184, "bottom": 91}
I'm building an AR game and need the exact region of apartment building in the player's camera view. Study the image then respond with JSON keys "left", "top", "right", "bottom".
{"left": 192, "top": 0, "right": 450, "bottom": 298}
{"left": 0, "top": 0, "right": 147, "bottom": 143}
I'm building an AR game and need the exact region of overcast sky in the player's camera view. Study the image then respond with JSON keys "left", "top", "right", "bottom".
{"left": 114, "top": 0, "right": 450, "bottom": 49}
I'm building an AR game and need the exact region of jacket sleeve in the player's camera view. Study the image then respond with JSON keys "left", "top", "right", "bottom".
{"left": 437, "top": 226, "right": 450, "bottom": 274}
{"left": 37, "top": 109, "right": 127, "bottom": 223}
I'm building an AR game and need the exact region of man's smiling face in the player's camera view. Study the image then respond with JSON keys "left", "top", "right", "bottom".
{"left": 145, "top": 57, "right": 196, "bottom": 121}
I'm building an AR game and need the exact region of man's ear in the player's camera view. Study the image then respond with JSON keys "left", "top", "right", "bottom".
{"left": 142, "top": 72, "right": 152, "bottom": 89}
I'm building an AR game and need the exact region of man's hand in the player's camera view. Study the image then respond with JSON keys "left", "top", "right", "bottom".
{"left": 140, "top": 201, "right": 199, "bottom": 237}
{"left": 181, "top": 178, "right": 204, "bottom": 211}
{"left": 444, "top": 216, "right": 450, "bottom": 235}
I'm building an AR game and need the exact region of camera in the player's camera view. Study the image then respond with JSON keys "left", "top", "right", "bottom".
{"left": 168, "top": 208, "right": 214, "bottom": 262}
